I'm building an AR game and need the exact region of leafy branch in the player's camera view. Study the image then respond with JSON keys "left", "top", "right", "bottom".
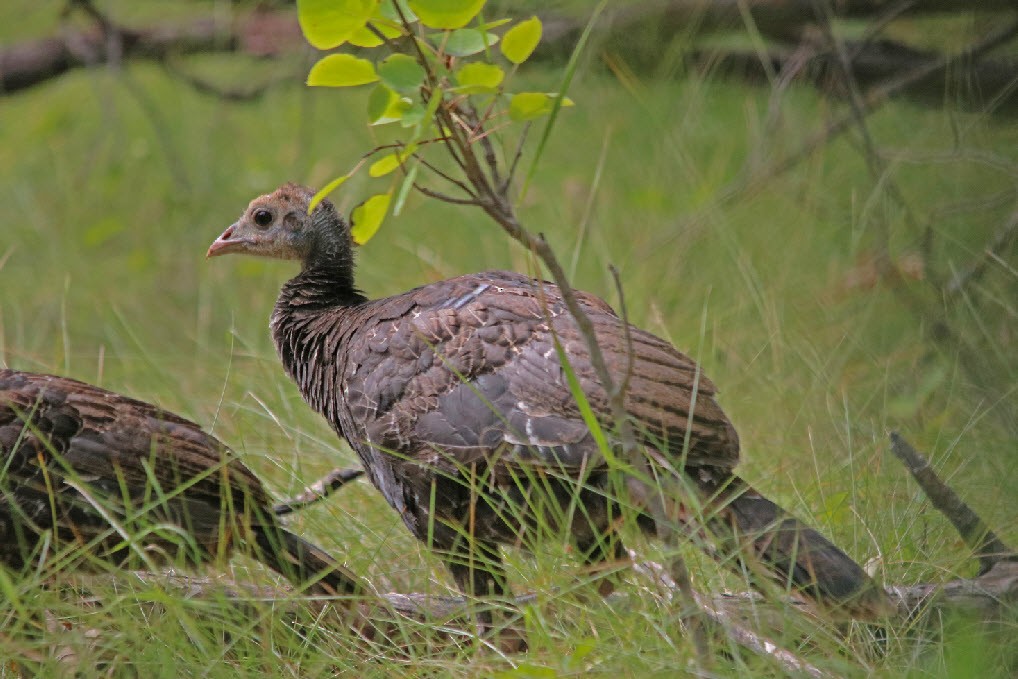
{"left": 296, "top": 0, "right": 710, "bottom": 659}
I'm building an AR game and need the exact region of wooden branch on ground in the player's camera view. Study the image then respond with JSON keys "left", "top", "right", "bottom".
{"left": 686, "top": 38, "right": 1018, "bottom": 115}
{"left": 273, "top": 466, "right": 364, "bottom": 516}
{"left": 945, "top": 210, "right": 1018, "bottom": 299}
{"left": 539, "top": 0, "right": 1018, "bottom": 47}
{"left": 0, "top": 8, "right": 300, "bottom": 95}
{"left": 631, "top": 554, "right": 836, "bottom": 679}
{"left": 49, "top": 552, "right": 1014, "bottom": 669}
{"left": 889, "top": 432, "right": 1016, "bottom": 575}
{"left": 284, "top": 464, "right": 1018, "bottom": 624}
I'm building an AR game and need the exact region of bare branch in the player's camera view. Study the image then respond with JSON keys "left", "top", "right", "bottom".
{"left": 889, "top": 432, "right": 1015, "bottom": 574}
{"left": 632, "top": 555, "right": 837, "bottom": 679}
{"left": 162, "top": 61, "right": 286, "bottom": 102}
{"left": 502, "top": 122, "right": 531, "bottom": 195}
{"left": 459, "top": 101, "right": 504, "bottom": 190}
{"left": 412, "top": 184, "right": 483, "bottom": 206}
{"left": 945, "top": 209, "right": 1018, "bottom": 299}
{"left": 607, "top": 265, "right": 636, "bottom": 429}
{"left": 273, "top": 467, "right": 364, "bottom": 516}
{"left": 413, "top": 154, "right": 478, "bottom": 199}
{"left": 719, "top": 15, "right": 1018, "bottom": 207}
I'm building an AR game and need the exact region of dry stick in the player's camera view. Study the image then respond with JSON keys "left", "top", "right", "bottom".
{"left": 273, "top": 467, "right": 364, "bottom": 516}
{"left": 69, "top": 0, "right": 191, "bottom": 191}
{"left": 888, "top": 432, "right": 1015, "bottom": 575}
{"left": 631, "top": 554, "right": 838, "bottom": 679}
{"left": 90, "top": 556, "right": 1018, "bottom": 654}
{"left": 161, "top": 61, "right": 287, "bottom": 102}
{"left": 809, "top": 0, "right": 922, "bottom": 259}
{"left": 717, "top": 15, "right": 1018, "bottom": 208}
{"left": 945, "top": 209, "right": 1018, "bottom": 299}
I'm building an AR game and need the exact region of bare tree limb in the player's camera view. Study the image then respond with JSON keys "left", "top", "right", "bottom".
{"left": 55, "top": 551, "right": 1018, "bottom": 661}
{"left": 161, "top": 61, "right": 289, "bottom": 102}
{"left": 945, "top": 209, "right": 1018, "bottom": 299}
{"left": 539, "top": 0, "right": 1018, "bottom": 50}
{"left": 273, "top": 467, "right": 364, "bottom": 516}
{"left": 632, "top": 555, "right": 838, "bottom": 679}
{"left": 0, "top": 9, "right": 300, "bottom": 96}
{"left": 889, "top": 432, "right": 1015, "bottom": 575}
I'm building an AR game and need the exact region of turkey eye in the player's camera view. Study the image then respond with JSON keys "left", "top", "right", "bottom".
{"left": 253, "top": 209, "right": 273, "bottom": 228}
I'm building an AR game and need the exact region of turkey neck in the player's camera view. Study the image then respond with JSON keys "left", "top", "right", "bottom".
{"left": 270, "top": 257, "right": 367, "bottom": 428}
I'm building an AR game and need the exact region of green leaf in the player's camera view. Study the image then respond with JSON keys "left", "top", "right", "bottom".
{"left": 454, "top": 62, "right": 503, "bottom": 93}
{"left": 424, "top": 86, "right": 444, "bottom": 118}
{"left": 348, "top": 19, "right": 402, "bottom": 47}
{"left": 409, "top": 0, "right": 484, "bottom": 29}
{"left": 368, "top": 144, "right": 418, "bottom": 177}
{"left": 441, "top": 28, "right": 498, "bottom": 57}
{"left": 509, "top": 92, "right": 574, "bottom": 121}
{"left": 479, "top": 18, "right": 511, "bottom": 31}
{"left": 500, "top": 16, "right": 542, "bottom": 64}
{"left": 307, "top": 54, "right": 379, "bottom": 87}
{"left": 400, "top": 102, "right": 428, "bottom": 128}
{"left": 392, "top": 162, "right": 419, "bottom": 216}
{"left": 367, "top": 84, "right": 410, "bottom": 124}
{"left": 403, "top": 86, "right": 443, "bottom": 129}
{"left": 309, "top": 175, "right": 350, "bottom": 213}
{"left": 298, "top": 0, "right": 378, "bottom": 50}
{"left": 350, "top": 193, "right": 392, "bottom": 245}
{"left": 379, "top": 0, "right": 416, "bottom": 22}
{"left": 377, "top": 54, "right": 426, "bottom": 93}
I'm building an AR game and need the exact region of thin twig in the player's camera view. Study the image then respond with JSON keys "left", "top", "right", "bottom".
{"left": 460, "top": 100, "right": 503, "bottom": 190}
{"left": 719, "top": 16, "right": 1018, "bottom": 207}
{"left": 162, "top": 61, "right": 284, "bottom": 102}
{"left": 414, "top": 154, "right": 478, "bottom": 198}
{"left": 888, "top": 432, "right": 1015, "bottom": 574}
{"left": 413, "top": 184, "right": 483, "bottom": 206}
{"left": 632, "top": 553, "right": 838, "bottom": 679}
{"left": 502, "top": 122, "right": 532, "bottom": 195}
{"left": 607, "top": 264, "right": 635, "bottom": 418}
{"left": 809, "top": 0, "right": 922, "bottom": 260}
{"left": 945, "top": 209, "right": 1018, "bottom": 299}
{"left": 273, "top": 467, "right": 365, "bottom": 516}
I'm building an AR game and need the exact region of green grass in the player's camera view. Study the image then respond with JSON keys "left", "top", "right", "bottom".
{"left": 1, "top": 3, "right": 1017, "bottom": 676}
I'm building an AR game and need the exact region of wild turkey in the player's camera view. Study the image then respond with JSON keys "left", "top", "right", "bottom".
{"left": 0, "top": 368, "right": 364, "bottom": 599}
{"left": 208, "top": 183, "right": 894, "bottom": 639}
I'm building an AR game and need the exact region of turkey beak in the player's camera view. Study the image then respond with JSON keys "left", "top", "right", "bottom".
{"left": 206, "top": 223, "right": 251, "bottom": 258}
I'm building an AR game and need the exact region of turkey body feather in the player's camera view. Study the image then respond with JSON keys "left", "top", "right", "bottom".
{"left": 0, "top": 368, "right": 363, "bottom": 597}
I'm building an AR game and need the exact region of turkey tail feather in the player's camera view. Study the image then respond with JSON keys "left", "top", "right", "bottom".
{"left": 250, "top": 525, "right": 365, "bottom": 597}
{"left": 706, "top": 475, "right": 895, "bottom": 619}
